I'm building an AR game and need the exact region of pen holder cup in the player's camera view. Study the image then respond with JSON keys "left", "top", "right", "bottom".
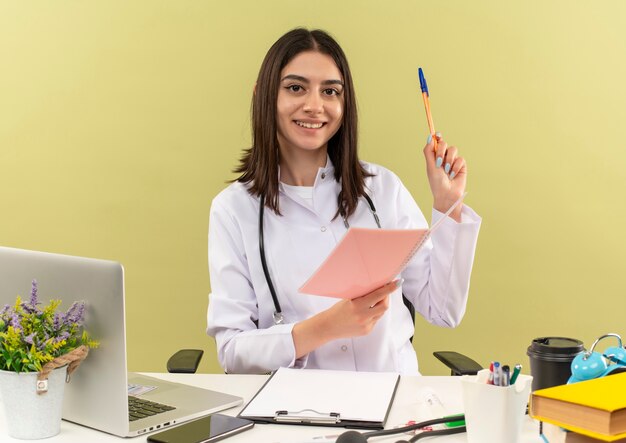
{"left": 461, "top": 369, "right": 532, "bottom": 443}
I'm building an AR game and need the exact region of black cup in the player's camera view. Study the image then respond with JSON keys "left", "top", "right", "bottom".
{"left": 526, "top": 337, "right": 585, "bottom": 391}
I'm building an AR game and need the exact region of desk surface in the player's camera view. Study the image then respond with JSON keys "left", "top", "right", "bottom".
{"left": 0, "top": 373, "right": 545, "bottom": 442}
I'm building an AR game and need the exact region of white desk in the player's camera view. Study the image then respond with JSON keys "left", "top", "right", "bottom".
{"left": 0, "top": 373, "right": 545, "bottom": 442}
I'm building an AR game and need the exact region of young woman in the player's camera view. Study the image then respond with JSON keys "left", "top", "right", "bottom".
{"left": 206, "top": 28, "right": 481, "bottom": 374}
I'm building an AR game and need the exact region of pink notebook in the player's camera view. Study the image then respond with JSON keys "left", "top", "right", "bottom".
{"left": 299, "top": 193, "right": 466, "bottom": 299}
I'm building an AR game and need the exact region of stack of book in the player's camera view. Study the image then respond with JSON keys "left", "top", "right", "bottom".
{"left": 541, "top": 423, "right": 626, "bottom": 443}
{"left": 530, "top": 372, "right": 626, "bottom": 442}
{"left": 566, "top": 432, "right": 626, "bottom": 443}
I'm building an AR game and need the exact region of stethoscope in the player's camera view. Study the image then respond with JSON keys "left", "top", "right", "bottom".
{"left": 259, "top": 193, "right": 381, "bottom": 325}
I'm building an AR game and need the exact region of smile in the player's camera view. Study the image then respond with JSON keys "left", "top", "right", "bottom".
{"left": 295, "top": 120, "right": 325, "bottom": 129}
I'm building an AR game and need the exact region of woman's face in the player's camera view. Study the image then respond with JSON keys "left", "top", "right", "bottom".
{"left": 276, "top": 50, "right": 344, "bottom": 156}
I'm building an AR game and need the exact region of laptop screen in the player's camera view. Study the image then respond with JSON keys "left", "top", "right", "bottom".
{"left": 0, "top": 247, "right": 131, "bottom": 436}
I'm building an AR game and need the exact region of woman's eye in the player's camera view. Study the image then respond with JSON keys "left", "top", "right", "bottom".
{"left": 287, "top": 85, "right": 303, "bottom": 92}
{"left": 323, "top": 88, "right": 340, "bottom": 96}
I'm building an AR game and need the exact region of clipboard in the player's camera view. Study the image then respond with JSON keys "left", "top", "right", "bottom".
{"left": 237, "top": 367, "right": 400, "bottom": 429}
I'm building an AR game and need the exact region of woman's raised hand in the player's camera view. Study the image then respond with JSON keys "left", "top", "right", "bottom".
{"left": 423, "top": 133, "right": 467, "bottom": 222}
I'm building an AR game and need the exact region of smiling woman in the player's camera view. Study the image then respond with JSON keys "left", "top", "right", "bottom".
{"left": 205, "top": 28, "right": 482, "bottom": 375}
{"left": 276, "top": 51, "right": 345, "bottom": 186}
{"left": 235, "top": 28, "right": 364, "bottom": 219}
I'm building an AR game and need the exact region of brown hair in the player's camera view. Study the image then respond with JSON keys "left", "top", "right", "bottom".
{"left": 234, "top": 28, "right": 372, "bottom": 219}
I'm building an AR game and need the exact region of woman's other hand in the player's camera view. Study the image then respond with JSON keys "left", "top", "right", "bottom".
{"left": 324, "top": 279, "right": 399, "bottom": 338}
{"left": 292, "top": 280, "right": 400, "bottom": 358}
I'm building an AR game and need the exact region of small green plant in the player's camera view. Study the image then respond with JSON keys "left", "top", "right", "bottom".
{"left": 0, "top": 280, "right": 98, "bottom": 373}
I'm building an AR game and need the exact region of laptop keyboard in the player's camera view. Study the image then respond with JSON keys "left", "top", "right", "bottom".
{"left": 128, "top": 396, "right": 176, "bottom": 422}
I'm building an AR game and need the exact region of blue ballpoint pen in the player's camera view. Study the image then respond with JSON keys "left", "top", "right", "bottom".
{"left": 418, "top": 67, "right": 438, "bottom": 153}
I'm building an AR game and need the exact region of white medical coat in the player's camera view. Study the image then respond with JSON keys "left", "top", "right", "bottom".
{"left": 206, "top": 160, "right": 481, "bottom": 374}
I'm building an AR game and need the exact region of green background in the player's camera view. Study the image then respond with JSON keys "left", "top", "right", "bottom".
{"left": 1, "top": 1, "right": 625, "bottom": 375}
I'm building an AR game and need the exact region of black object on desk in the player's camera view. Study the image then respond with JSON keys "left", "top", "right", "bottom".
{"left": 147, "top": 414, "right": 253, "bottom": 443}
{"left": 526, "top": 337, "right": 584, "bottom": 390}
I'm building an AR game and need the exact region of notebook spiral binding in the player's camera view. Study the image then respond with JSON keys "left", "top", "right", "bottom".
{"left": 393, "top": 192, "right": 466, "bottom": 277}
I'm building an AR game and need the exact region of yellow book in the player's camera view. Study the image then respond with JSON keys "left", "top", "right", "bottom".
{"left": 531, "top": 372, "right": 626, "bottom": 442}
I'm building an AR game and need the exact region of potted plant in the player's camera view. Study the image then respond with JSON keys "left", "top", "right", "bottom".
{"left": 0, "top": 280, "right": 98, "bottom": 439}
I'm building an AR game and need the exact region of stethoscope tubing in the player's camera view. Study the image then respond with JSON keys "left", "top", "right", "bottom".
{"left": 259, "top": 192, "right": 380, "bottom": 324}
{"left": 259, "top": 194, "right": 284, "bottom": 324}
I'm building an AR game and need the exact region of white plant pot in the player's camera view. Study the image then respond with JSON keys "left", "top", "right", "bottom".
{"left": 0, "top": 366, "right": 67, "bottom": 439}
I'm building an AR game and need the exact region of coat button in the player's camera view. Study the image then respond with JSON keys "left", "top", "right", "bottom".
{"left": 321, "top": 226, "right": 327, "bottom": 232}
{"left": 341, "top": 345, "right": 348, "bottom": 351}
{"left": 321, "top": 173, "right": 326, "bottom": 179}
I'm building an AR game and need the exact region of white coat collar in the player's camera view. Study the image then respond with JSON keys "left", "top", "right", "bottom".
{"left": 277, "top": 154, "right": 335, "bottom": 194}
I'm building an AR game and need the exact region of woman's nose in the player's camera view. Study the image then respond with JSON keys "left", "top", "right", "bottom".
{"left": 303, "top": 92, "right": 323, "bottom": 114}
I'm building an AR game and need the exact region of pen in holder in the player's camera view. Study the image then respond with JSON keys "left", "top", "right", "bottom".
{"left": 461, "top": 369, "right": 532, "bottom": 443}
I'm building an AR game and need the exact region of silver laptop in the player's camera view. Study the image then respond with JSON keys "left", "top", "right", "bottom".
{"left": 0, "top": 246, "right": 242, "bottom": 437}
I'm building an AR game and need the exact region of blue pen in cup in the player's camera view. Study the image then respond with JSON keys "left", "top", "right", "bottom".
{"left": 493, "top": 362, "right": 501, "bottom": 386}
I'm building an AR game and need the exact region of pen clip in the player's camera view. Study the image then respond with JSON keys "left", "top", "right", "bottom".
{"left": 274, "top": 409, "right": 341, "bottom": 424}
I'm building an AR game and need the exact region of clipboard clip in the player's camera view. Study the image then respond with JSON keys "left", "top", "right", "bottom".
{"left": 274, "top": 409, "right": 341, "bottom": 424}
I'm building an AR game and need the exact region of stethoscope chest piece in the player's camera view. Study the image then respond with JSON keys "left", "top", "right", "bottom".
{"left": 273, "top": 311, "right": 284, "bottom": 325}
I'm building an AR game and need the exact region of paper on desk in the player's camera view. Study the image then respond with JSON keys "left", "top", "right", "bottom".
{"left": 271, "top": 436, "right": 342, "bottom": 443}
{"left": 268, "top": 392, "right": 446, "bottom": 443}
{"left": 413, "top": 387, "right": 448, "bottom": 421}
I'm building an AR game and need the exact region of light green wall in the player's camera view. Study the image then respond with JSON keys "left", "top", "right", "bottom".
{"left": 2, "top": 1, "right": 625, "bottom": 375}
